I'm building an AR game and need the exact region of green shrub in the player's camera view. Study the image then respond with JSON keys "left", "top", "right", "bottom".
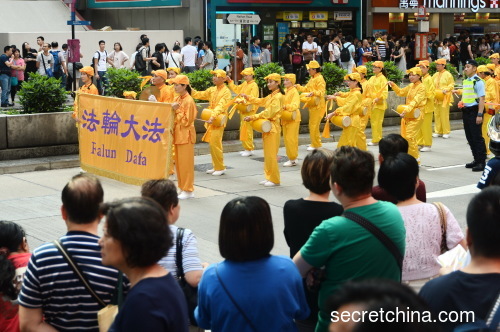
{"left": 254, "top": 63, "right": 285, "bottom": 96}
{"left": 475, "top": 57, "right": 491, "bottom": 66}
{"left": 18, "top": 73, "right": 68, "bottom": 114}
{"left": 322, "top": 63, "right": 347, "bottom": 95}
{"left": 186, "top": 69, "right": 214, "bottom": 92}
{"left": 365, "top": 61, "right": 404, "bottom": 85}
{"left": 428, "top": 62, "right": 459, "bottom": 80}
{"left": 104, "top": 68, "right": 142, "bottom": 98}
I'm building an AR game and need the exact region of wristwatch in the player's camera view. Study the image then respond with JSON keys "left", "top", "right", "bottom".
{"left": 477, "top": 113, "right": 483, "bottom": 117}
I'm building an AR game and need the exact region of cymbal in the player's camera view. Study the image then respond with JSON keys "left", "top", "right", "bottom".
{"left": 139, "top": 86, "right": 161, "bottom": 101}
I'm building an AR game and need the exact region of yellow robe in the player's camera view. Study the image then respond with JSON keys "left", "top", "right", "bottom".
{"left": 248, "top": 90, "right": 283, "bottom": 184}
{"left": 355, "top": 78, "right": 373, "bottom": 150}
{"left": 296, "top": 73, "right": 326, "bottom": 148}
{"left": 392, "top": 81, "right": 427, "bottom": 160}
{"left": 281, "top": 86, "right": 301, "bottom": 160}
{"left": 228, "top": 79, "right": 259, "bottom": 151}
{"left": 72, "top": 82, "right": 98, "bottom": 120}
{"left": 417, "top": 73, "right": 436, "bottom": 146}
{"left": 483, "top": 76, "right": 499, "bottom": 155}
{"left": 192, "top": 85, "right": 232, "bottom": 171}
{"left": 367, "top": 73, "right": 388, "bottom": 143}
{"left": 331, "top": 88, "right": 362, "bottom": 148}
{"left": 432, "top": 70, "right": 455, "bottom": 135}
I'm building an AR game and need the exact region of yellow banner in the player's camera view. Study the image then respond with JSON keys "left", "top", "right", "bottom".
{"left": 77, "top": 94, "right": 174, "bottom": 185}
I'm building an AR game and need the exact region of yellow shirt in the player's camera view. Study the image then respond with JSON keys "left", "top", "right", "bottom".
{"left": 248, "top": 89, "right": 283, "bottom": 132}
{"left": 282, "top": 86, "right": 301, "bottom": 123}
{"left": 228, "top": 79, "right": 259, "bottom": 112}
{"left": 335, "top": 89, "right": 363, "bottom": 116}
{"left": 392, "top": 81, "right": 427, "bottom": 112}
{"left": 192, "top": 84, "right": 232, "bottom": 117}
{"left": 421, "top": 73, "right": 436, "bottom": 113}
{"left": 484, "top": 76, "right": 499, "bottom": 112}
{"left": 173, "top": 92, "right": 197, "bottom": 145}
{"left": 432, "top": 70, "right": 455, "bottom": 92}
{"left": 157, "top": 83, "right": 175, "bottom": 103}
{"left": 296, "top": 73, "right": 326, "bottom": 106}
{"left": 73, "top": 82, "right": 98, "bottom": 119}
{"left": 367, "top": 73, "right": 388, "bottom": 107}
{"left": 494, "top": 64, "right": 500, "bottom": 81}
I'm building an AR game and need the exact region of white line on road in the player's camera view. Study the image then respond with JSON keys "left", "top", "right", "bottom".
{"left": 427, "top": 184, "right": 480, "bottom": 199}
{"left": 425, "top": 164, "right": 466, "bottom": 171}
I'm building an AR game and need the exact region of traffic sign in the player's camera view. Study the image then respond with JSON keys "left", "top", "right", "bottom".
{"left": 226, "top": 14, "right": 261, "bottom": 25}
{"left": 67, "top": 20, "right": 91, "bottom": 26}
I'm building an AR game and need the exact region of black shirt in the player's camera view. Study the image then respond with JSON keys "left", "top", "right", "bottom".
{"left": 279, "top": 46, "right": 292, "bottom": 65}
{"left": 24, "top": 48, "right": 38, "bottom": 75}
{"left": 151, "top": 51, "right": 165, "bottom": 70}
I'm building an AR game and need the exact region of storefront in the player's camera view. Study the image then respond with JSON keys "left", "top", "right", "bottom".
{"left": 368, "top": 0, "right": 499, "bottom": 39}
{"left": 208, "top": 0, "right": 363, "bottom": 68}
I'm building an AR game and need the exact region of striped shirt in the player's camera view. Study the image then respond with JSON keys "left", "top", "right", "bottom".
{"left": 158, "top": 225, "right": 203, "bottom": 279}
{"left": 376, "top": 39, "right": 387, "bottom": 59}
{"left": 18, "top": 231, "right": 125, "bottom": 332}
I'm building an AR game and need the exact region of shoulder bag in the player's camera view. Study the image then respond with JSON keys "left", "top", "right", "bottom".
{"left": 170, "top": 52, "right": 179, "bottom": 68}
{"left": 176, "top": 228, "right": 199, "bottom": 327}
{"left": 343, "top": 211, "right": 403, "bottom": 277}
{"left": 432, "top": 202, "right": 448, "bottom": 254}
{"left": 53, "top": 240, "right": 123, "bottom": 332}
{"left": 40, "top": 53, "right": 53, "bottom": 77}
{"left": 11, "top": 59, "right": 18, "bottom": 86}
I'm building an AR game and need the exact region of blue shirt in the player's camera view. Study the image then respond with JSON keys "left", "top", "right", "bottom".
{"left": 477, "top": 156, "right": 500, "bottom": 189}
{"left": 0, "top": 54, "right": 11, "bottom": 76}
{"left": 463, "top": 74, "right": 485, "bottom": 107}
{"left": 195, "top": 256, "right": 310, "bottom": 332}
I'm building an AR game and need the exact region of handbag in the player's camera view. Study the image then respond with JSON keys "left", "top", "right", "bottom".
{"left": 53, "top": 240, "right": 123, "bottom": 332}
{"left": 176, "top": 228, "right": 199, "bottom": 327}
{"left": 41, "top": 53, "right": 54, "bottom": 77}
{"left": 11, "top": 76, "right": 18, "bottom": 86}
{"left": 433, "top": 202, "right": 448, "bottom": 254}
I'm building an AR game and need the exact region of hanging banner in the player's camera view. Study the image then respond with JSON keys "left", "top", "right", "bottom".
{"left": 77, "top": 94, "right": 174, "bottom": 185}
{"left": 389, "top": 13, "right": 405, "bottom": 23}
{"left": 277, "top": 22, "right": 289, "bottom": 49}
{"left": 415, "top": 33, "right": 428, "bottom": 61}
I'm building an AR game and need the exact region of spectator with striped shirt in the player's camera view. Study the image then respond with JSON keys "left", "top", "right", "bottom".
{"left": 18, "top": 174, "right": 126, "bottom": 332}
{"left": 376, "top": 32, "right": 388, "bottom": 61}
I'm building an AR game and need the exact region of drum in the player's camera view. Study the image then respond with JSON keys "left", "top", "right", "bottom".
{"left": 300, "top": 94, "right": 320, "bottom": 108}
{"left": 396, "top": 105, "right": 421, "bottom": 119}
{"left": 331, "top": 116, "right": 351, "bottom": 128}
{"left": 139, "top": 86, "right": 160, "bottom": 101}
{"left": 236, "top": 103, "right": 253, "bottom": 113}
{"left": 201, "top": 108, "right": 228, "bottom": 127}
{"left": 435, "top": 90, "right": 445, "bottom": 101}
{"left": 251, "top": 119, "right": 272, "bottom": 133}
{"left": 281, "top": 110, "right": 297, "bottom": 121}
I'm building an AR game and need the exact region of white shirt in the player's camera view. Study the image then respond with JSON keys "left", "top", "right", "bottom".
{"left": 302, "top": 41, "right": 318, "bottom": 55}
{"left": 108, "top": 50, "right": 129, "bottom": 68}
{"left": 94, "top": 50, "right": 107, "bottom": 71}
{"left": 130, "top": 51, "right": 137, "bottom": 70}
{"left": 181, "top": 45, "right": 197, "bottom": 67}
{"left": 36, "top": 52, "right": 53, "bottom": 75}
{"left": 168, "top": 52, "right": 183, "bottom": 68}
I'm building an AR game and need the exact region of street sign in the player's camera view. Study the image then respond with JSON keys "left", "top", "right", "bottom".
{"left": 226, "top": 14, "right": 261, "bottom": 25}
{"left": 67, "top": 20, "right": 91, "bottom": 26}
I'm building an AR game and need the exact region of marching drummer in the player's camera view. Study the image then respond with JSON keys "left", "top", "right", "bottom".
{"left": 416, "top": 60, "right": 436, "bottom": 152}
{"left": 281, "top": 74, "right": 301, "bottom": 167}
{"left": 226, "top": 67, "right": 259, "bottom": 157}
{"left": 367, "top": 61, "right": 389, "bottom": 146}
{"left": 242, "top": 73, "right": 284, "bottom": 187}
{"left": 388, "top": 67, "right": 427, "bottom": 161}
{"left": 353, "top": 66, "right": 372, "bottom": 150}
{"left": 432, "top": 58, "right": 455, "bottom": 139}
{"left": 192, "top": 69, "right": 232, "bottom": 176}
{"left": 325, "top": 72, "right": 363, "bottom": 148}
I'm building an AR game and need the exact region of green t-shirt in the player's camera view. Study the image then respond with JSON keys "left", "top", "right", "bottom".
{"left": 300, "top": 201, "right": 406, "bottom": 332}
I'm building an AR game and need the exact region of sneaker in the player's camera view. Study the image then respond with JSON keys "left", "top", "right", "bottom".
{"left": 367, "top": 142, "right": 378, "bottom": 146}
{"left": 259, "top": 180, "right": 268, "bottom": 185}
{"left": 264, "top": 181, "right": 279, "bottom": 187}
{"left": 432, "top": 133, "right": 442, "bottom": 138}
{"left": 472, "top": 163, "right": 485, "bottom": 172}
{"left": 206, "top": 168, "right": 215, "bottom": 174}
{"left": 241, "top": 150, "right": 253, "bottom": 157}
{"left": 306, "top": 146, "right": 315, "bottom": 151}
{"left": 465, "top": 161, "right": 478, "bottom": 169}
{"left": 212, "top": 169, "right": 226, "bottom": 176}
{"left": 178, "top": 191, "right": 195, "bottom": 199}
{"left": 442, "top": 134, "right": 450, "bottom": 139}
{"left": 420, "top": 147, "right": 431, "bottom": 152}
{"left": 283, "top": 160, "right": 298, "bottom": 167}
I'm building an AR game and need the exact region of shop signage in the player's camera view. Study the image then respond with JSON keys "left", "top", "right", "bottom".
{"left": 389, "top": 13, "right": 405, "bottom": 22}
{"left": 399, "top": 0, "right": 419, "bottom": 8}
{"left": 399, "top": 0, "right": 491, "bottom": 12}
{"left": 88, "top": 0, "right": 181, "bottom": 9}
{"left": 309, "top": 11, "right": 328, "bottom": 21}
{"left": 283, "top": 11, "right": 303, "bottom": 21}
{"left": 334, "top": 11, "right": 352, "bottom": 21}
{"left": 227, "top": 14, "right": 261, "bottom": 24}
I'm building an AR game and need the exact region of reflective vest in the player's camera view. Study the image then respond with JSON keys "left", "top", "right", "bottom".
{"left": 462, "top": 76, "right": 480, "bottom": 104}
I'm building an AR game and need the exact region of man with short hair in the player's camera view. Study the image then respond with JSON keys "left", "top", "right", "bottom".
{"left": 341, "top": 35, "right": 356, "bottom": 74}
{"left": 50, "top": 41, "right": 68, "bottom": 83}
{"left": 19, "top": 174, "right": 125, "bottom": 331}
{"left": 36, "top": 43, "right": 54, "bottom": 77}
{"left": 36, "top": 36, "right": 44, "bottom": 52}
{"left": 294, "top": 146, "right": 406, "bottom": 332}
{"left": 0, "top": 46, "right": 13, "bottom": 107}
{"left": 181, "top": 37, "right": 197, "bottom": 73}
{"left": 302, "top": 34, "right": 318, "bottom": 65}
{"left": 93, "top": 40, "right": 108, "bottom": 95}
{"left": 420, "top": 186, "right": 500, "bottom": 331}
{"left": 376, "top": 32, "right": 388, "bottom": 61}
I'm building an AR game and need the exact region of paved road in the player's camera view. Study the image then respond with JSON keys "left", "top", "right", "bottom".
{"left": 0, "top": 129, "right": 484, "bottom": 264}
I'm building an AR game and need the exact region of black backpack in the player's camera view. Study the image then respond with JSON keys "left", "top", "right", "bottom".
{"left": 340, "top": 43, "right": 352, "bottom": 62}
{"left": 90, "top": 51, "right": 107, "bottom": 69}
{"left": 279, "top": 47, "right": 289, "bottom": 64}
{"left": 322, "top": 43, "right": 331, "bottom": 62}
{"left": 135, "top": 48, "right": 147, "bottom": 72}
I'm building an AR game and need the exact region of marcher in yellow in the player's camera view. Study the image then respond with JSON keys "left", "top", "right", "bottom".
{"left": 367, "top": 61, "right": 388, "bottom": 146}
{"left": 72, "top": 66, "right": 98, "bottom": 121}
{"left": 490, "top": 53, "right": 500, "bottom": 81}
{"left": 432, "top": 58, "right": 455, "bottom": 139}
{"left": 416, "top": 60, "right": 436, "bottom": 152}
{"left": 281, "top": 74, "right": 301, "bottom": 166}
{"left": 294, "top": 60, "right": 326, "bottom": 150}
{"left": 477, "top": 65, "right": 499, "bottom": 155}
{"left": 171, "top": 75, "right": 197, "bottom": 199}
{"left": 243, "top": 73, "right": 283, "bottom": 186}
{"left": 353, "top": 66, "right": 372, "bottom": 150}
{"left": 192, "top": 69, "right": 232, "bottom": 176}
{"left": 389, "top": 67, "right": 427, "bottom": 161}
{"left": 325, "top": 72, "right": 362, "bottom": 148}
{"left": 150, "top": 70, "right": 175, "bottom": 103}
{"left": 226, "top": 67, "right": 259, "bottom": 156}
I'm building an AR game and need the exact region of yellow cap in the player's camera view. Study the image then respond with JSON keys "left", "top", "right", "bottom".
{"left": 489, "top": 53, "right": 499, "bottom": 59}
{"left": 354, "top": 66, "right": 367, "bottom": 74}
{"left": 434, "top": 58, "right": 447, "bottom": 65}
{"left": 79, "top": 66, "right": 94, "bottom": 77}
{"left": 486, "top": 63, "right": 496, "bottom": 72}
{"left": 123, "top": 91, "right": 137, "bottom": 98}
{"left": 241, "top": 67, "right": 254, "bottom": 76}
{"left": 372, "top": 61, "right": 384, "bottom": 68}
{"left": 306, "top": 60, "right": 320, "bottom": 69}
{"left": 418, "top": 60, "right": 430, "bottom": 67}
{"left": 406, "top": 67, "right": 423, "bottom": 76}
{"left": 171, "top": 75, "right": 190, "bottom": 85}
{"left": 166, "top": 67, "right": 181, "bottom": 74}
{"left": 264, "top": 73, "right": 281, "bottom": 83}
{"left": 282, "top": 74, "right": 296, "bottom": 85}
{"left": 477, "top": 65, "right": 490, "bottom": 73}
{"left": 210, "top": 69, "right": 227, "bottom": 78}
{"left": 344, "top": 72, "right": 362, "bottom": 82}
{"left": 152, "top": 70, "right": 168, "bottom": 81}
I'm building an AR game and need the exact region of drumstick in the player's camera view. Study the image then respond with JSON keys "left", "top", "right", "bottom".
{"left": 390, "top": 108, "right": 401, "bottom": 115}
{"left": 195, "top": 119, "right": 209, "bottom": 123}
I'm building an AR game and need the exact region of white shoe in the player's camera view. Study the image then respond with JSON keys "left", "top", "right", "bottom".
{"left": 442, "top": 134, "right": 450, "bottom": 139}
{"left": 241, "top": 150, "right": 253, "bottom": 157}
{"left": 264, "top": 181, "right": 279, "bottom": 187}
{"left": 420, "top": 147, "right": 431, "bottom": 152}
{"left": 259, "top": 180, "right": 268, "bottom": 185}
{"left": 306, "top": 146, "right": 315, "bottom": 151}
{"left": 367, "top": 142, "right": 378, "bottom": 146}
{"left": 283, "top": 160, "right": 298, "bottom": 167}
{"left": 206, "top": 168, "right": 215, "bottom": 174}
{"left": 432, "top": 133, "right": 441, "bottom": 138}
{"left": 212, "top": 169, "right": 226, "bottom": 176}
{"left": 178, "top": 191, "right": 194, "bottom": 200}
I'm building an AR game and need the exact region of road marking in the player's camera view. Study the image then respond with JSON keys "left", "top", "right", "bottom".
{"left": 427, "top": 184, "right": 479, "bottom": 199}
{"left": 425, "top": 164, "right": 466, "bottom": 171}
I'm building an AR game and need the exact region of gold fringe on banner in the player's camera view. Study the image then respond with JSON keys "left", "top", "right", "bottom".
{"left": 228, "top": 105, "right": 238, "bottom": 120}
